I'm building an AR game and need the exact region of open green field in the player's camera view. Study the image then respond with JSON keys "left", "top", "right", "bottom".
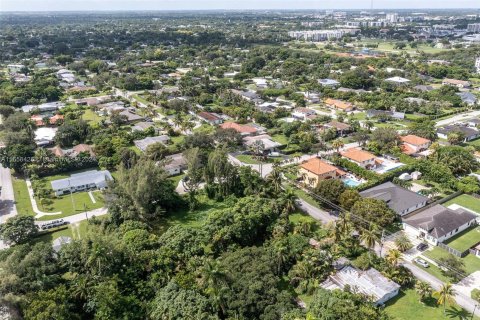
{"left": 444, "top": 194, "right": 480, "bottom": 214}
{"left": 445, "top": 226, "right": 480, "bottom": 252}
{"left": 271, "top": 134, "right": 289, "bottom": 145}
{"left": 81, "top": 109, "right": 104, "bottom": 124}
{"left": 12, "top": 175, "right": 36, "bottom": 216}
{"left": 385, "top": 288, "right": 478, "bottom": 320}
{"left": 423, "top": 247, "right": 480, "bottom": 275}
{"left": 235, "top": 154, "right": 264, "bottom": 164}
{"left": 36, "top": 191, "right": 104, "bottom": 221}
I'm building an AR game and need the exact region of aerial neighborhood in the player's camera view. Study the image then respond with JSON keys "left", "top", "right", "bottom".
{"left": 0, "top": 7, "right": 480, "bottom": 320}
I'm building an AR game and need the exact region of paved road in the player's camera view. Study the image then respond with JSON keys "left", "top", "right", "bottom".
{"left": 435, "top": 110, "right": 480, "bottom": 127}
{"left": 0, "top": 165, "right": 17, "bottom": 223}
{"left": 295, "top": 198, "right": 337, "bottom": 225}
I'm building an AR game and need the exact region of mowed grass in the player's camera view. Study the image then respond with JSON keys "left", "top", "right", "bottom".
{"left": 35, "top": 216, "right": 107, "bottom": 244}
{"left": 384, "top": 288, "right": 478, "bottom": 320}
{"left": 445, "top": 226, "right": 480, "bottom": 252}
{"left": 271, "top": 134, "right": 289, "bottom": 145}
{"left": 36, "top": 191, "right": 105, "bottom": 221}
{"left": 81, "top": 109, "right": 104, "bottom": 124}
{"left": 12, "top": 175, "right": 35, "bottom": 216}
{"left": 235, "top": 154, "right": 263, "bottom": 164}
{"left": 423, "top": 246, "right": 480, "bottom": 276}
{"left": 444, "top": 194, "right": 480, "bottom": 214}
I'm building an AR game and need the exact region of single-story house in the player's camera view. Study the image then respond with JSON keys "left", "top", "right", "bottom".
{"left": 34, "top": 127, "right": 57, "bottom": 146}
{"left": 321, "top": 264, "right": 400, "bottom": 306}
{"left": 456, "top": 92, "right": 477, "bottom": 106}
{"left": 360, "top": 182, "right": 428, "bottom": 216}
{"left": 119, "top": 110, "right": 144, "bottom": 123}
{"left": 22, "top": 102, "right": 65, "bottom": 113}
{"left": 220, "top": 122, "right": 258, "bottom": 136}
{"left": 341, "top": 148, "right": 378, "bottom": 169}
{"left": 292, "top": 107, "right": 316, "bottom": 120}
{"left": 414, "top": 85, "right": 434, "bottom": 92}
{"left": 366, "top": 109, "right": 405, "bottom": 120}
{"left": 442, "top": 78, "right": 471, "bottom": 89}
{"left": 318, "top": 78, "right": 340, "bottom": 88}
{"left": 400, "top": 135, "right": 431, "bottom": 155}
{"left": 437, "top": 125, "right": 480, "bottom": 142}
{"left": 466, "top": 118, "right": 480, "bottom": 127}
{"left": 197, "top": 112, "right": 223, "bottom": 125}
{"left": 134, "top": 135, "right": 171, "bottom": 152}
{"left": 385, "top": 76, "right": 411, "bottom": 85}
{"left": 132, "top": 121, "right": 157, "bottom": 132}
{"left": 51, "top": 170, "right": 113, "bottom": 196}
{"left": 322, "top": 121, "right": 352, "bottom": 136}
{"left": 299, "top": 157, "right": 346, "bottom": 188}
{"left": 324, "top": 98, "right": 355, "bottom": 112}
{"left": 243, "top": 134, "right": 282, "bottom": 151}
{"left": 403, "top": 204, "right": 477, "bottom": 245}
{"left": 162, "top": 153, "right": 187, "bottom": 176}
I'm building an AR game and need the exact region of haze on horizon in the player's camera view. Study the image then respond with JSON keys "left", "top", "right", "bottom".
{"left": 1, "top": 0, "right": 480, "bottom": 12}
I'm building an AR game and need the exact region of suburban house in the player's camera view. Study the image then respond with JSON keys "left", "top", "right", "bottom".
{"left": 321, "top": 264, "right": 400, "bottom": 306}
{"left": 366, "top": 109, "right": 405, "bottom": 120}
{"left": 318, "top": 78, "right": 340, "bottom": 88}
{"left": 403, "top": 204, "right": 478, "bottom": 245}
{"left": 442, "top": 78, "right": 471, "bottom": 89}
{"left": 324, "top": 98, "right": 354, "bottom": 112}
{"left": 292, "top": 107, "right": 316, "bottom": 121}
{"left": 437, "top": 125, "right": 480, "bottom": 141}
{"left": 132, "top": 121, "right": 157, "bottom": 132}
{"left": 243, "top": 134, "right": 282, "bottom": 152}
{"left": 322, "top": 121, "right": 352, "bottom": 136}
{"left": 341, "top": 148, "right": 378, "bottom": 169}
{"left": 134, "top": 135, "right": 171, "bottom": 152}
{"left": 22, "top": 101, "right": 65, "bottom": 113}
{"left": 51, "top": 170, "right": 113, "bottom": 196}
{"left": 49, "top": 144, "right": 95, "bottom": 158}
{"left": 30, "top": 114, "right": 64, "bottom": 126}
{"left": 456, "top": 92, "right": 478, "bottom": 106}
{"left": 359, "top": 182, "right": 429, "bottom": 216}
{"left": 220, "top": 122, "right": 258, "bottom": 136}
{"left": 161, "top": 153, "right": 187, "bottom": 176}
{"left": 299, "top": 158, "right": 346, "bottom": 188}
{"left": 400, "top": 135, "right": 431, "bottom": 155}
{"left": 385, "top": 76, "right": 411, "bottom": 85}
{"left": 414, "top": 85, "right": 434, "bottom": 92}
{"left": 118, "top": 110, "right": 145, "bottom": 123}
{"left": 197, "top": 111, "right": 223, "bottom": 125}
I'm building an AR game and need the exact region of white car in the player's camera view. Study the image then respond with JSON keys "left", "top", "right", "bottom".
{"left": 414, "top": 258, "right": 429, "bottom": 268}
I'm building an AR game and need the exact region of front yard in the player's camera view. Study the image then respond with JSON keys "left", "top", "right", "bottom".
{"left": 423, "top": 246, "right": 480, "bottom": 275}
{"left": 35, "top": 191, "right": 105, "bottom": 221}
{"left": 12, "top": 175, "right": 35, "bottom": 216}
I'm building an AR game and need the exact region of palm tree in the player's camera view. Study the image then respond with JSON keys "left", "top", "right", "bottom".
{"left": 394, "top": 233, "right": 413, "bottom": 252}
{"left": 331, "top": 139, "right": 345, "bottom": 154}
{"left": 392, "top": 177, "right": 413, "bottom": 190}
{"left": 359, "top": 225, "right": 380, "bottom": 250}
{"left": 199, "top": 259, "right": 228, "bottom": 292}
{"left": 365, "top": 120, "right": 374, "bottom": 133}
{"left": 386, "top": 249, "right": 402, "bottom": 267}
{"left": 433, "top": 283, "right": 456, "bottom": 316}
{"left": 415, "top": 281, "right": 432, "bottom": 303}
{"left": 281, "top": 188, "right": 297, "bottom": 214}
{"left": 267, "top": 166, "right": 283, "bottom": 193}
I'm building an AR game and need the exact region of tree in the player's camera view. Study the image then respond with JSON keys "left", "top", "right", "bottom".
{"left": 386, "top": 249, "right": 402, "bottom": 267}
{"left": 338, "top": 189, "right": 361, "bottom": 210}
{"left": 433, "top": 283, "right": 456, "bottom": 315}
{"left": 408, "top": 119, "right": 437, "bottom": 140}
{"left": 415, "top": 281, "right": 432, "bottom": 303}
{"left": 314, "top": 179, "right": 346, "bottom": 205}
{"left": 331, "top": 139, "right": 344, "bottom": 153}
{"left": 438, "top": 254, "right": 466, "bottom": 282}
{"left": 266, "top": 165, "right": 283, "bottom": 194}
{"left": 392, "top": 177, "right": 413, "bottom": 190}
{"left": 0, "top": 216, "right": 38, "bottom": 245}
{"left": 359, "top": 225, "right": 380, "bottom": 250}
{"left": 430, "top": 146, "right": 478, "bottom": 175}
{"left": 447, "top": 131, "right": 465, "bottom": 145}
{"left": 0, "top": 105, "right": 15, "bottom": 119}
{"left": 24, "top": 285, "right": 80, "bottom": 320}
{"left": 471, "top": 288, "right": 480, "bottom": 303}
{"left": 370, "top": 127, "right": 399, "bottom": 152}
{"left": 182, "top": 148, "right": 205, "bottom": 210}
{"left": 456, "top": 176, "right": 480, "bottom": 194}
{"left": 145, "top": 142, "right": 168, "bottom": 161}
{"left": 394, "top": 233, "right": 413, "bottom": 252}
{"left": 351, "top": 198, "right": 396, "bottom": 228}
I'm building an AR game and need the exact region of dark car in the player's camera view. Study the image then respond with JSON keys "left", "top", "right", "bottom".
{"left": 416, "top": 243, "right": 428, "bottom": 251}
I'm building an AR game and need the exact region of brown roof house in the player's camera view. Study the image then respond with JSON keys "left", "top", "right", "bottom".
{"left": 299, "top": 158, "right": 346, "bottom": 188}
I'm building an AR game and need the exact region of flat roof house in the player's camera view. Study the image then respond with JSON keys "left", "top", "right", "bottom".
{"left": 318, "top": 78, "right": 340, "bottom": 87}
{"left": 299, "top": 158, "right": 346, "bottom": 188}
{"left": 321, "top": 265, "right": 400, "bottom": 306}
{"left": 134, "top": 135, "right": 171, "bottom": 152}
{"left": 292, "top": 107, "right": 316, "bottom": 121}
{"left": 366, "top": 109, "right": 405, "bottom": 120}
{"left": 51, "top": 170, "right": 113, "bottom": 196}
{"left": 243, "top": 134, "right": 282, "bottom": 151}
{"left": 360, "top": 182, "right": 428, "bottom": 216}
{"left": 385, "top": 76, "right": 411, "bottom": 85}
{"left": 403, "top": 204, "right": 477, "bottom": 245}
{"left": 341, "top": 148, "right": 378, "bottom": 169}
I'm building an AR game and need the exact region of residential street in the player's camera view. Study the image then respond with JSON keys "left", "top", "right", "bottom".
{"left": 434, "top": 110, "right": 480, "bottom": 127}
{"left": 0, "top": 165, "right": 17, "bottom": 223}
{"left": 295, "top": 198, "right": 337, "bottom": 224}
{"left": 35, "top": 207, "right": 108, "bottom": 226}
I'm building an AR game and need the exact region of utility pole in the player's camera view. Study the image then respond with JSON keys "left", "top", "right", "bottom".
{"left": 68, "top": 180, "right": 76, "bottom": 212}
{"left": 84, "top": 203, "right": 88, "bottom": 221}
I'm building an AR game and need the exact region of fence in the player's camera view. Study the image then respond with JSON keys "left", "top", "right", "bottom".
{"left": 437, "top": 242, "right": 469, "bottom": 258}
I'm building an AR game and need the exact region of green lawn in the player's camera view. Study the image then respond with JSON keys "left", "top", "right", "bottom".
{"left": 235, "top": 154, "right": 263, "bottom": 164}
{"left": 385, "top": 288, "right": 477, "bottom": 320}
{"left": 445, "top": 226, "right": 480, "bottom": 252}
{"left": 12, "top": 175, "right": 35, "bottom": 216}
{"left": 36, "top": 191, "right": 105, "bottom": 221}
{"left": 82, "top": 109, "right": 104, "bottom": 124}
{"left": 35, "top": 216, "right": 107, "bottom": 244}
{"left": 289, "top": 210, "right": 318, "bottom": 225}
{"left": 293, "top": 187, "right": 321, "bottom": 209}
{"left": 444, "top": 195, "right": 480, "bottom": 214}
{"left": 423, "top": 246, "right": 480, "bottom": 275}
{"left": 271, "top": 134, "right": 289, "bottom": 145}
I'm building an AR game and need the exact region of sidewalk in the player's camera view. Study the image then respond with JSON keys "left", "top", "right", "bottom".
{"left": 25, "top": 179, "right": 61, "bottom": 217}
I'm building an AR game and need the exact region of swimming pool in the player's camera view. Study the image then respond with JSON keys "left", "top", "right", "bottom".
{"left": 343, "top": 178, "right": 362, "bottom": 187}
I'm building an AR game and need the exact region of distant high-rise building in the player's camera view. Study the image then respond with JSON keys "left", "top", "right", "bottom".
{"left": 467, "top": 23, "right": 480, "bottom": 33}
{"left": 475, "top": 57, "right": 480, "bottom": 74}
{"left": 385, "top": 13, "right": 398, "bottom": 23}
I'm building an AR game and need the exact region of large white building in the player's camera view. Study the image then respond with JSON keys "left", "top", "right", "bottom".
{"left": 467, "top": 23, "right": 480, "bottom": 33}
{"left": 476, "top": 57, "right": 480, "bottom": 74}
{"left": 385, "top": 13, "right": 399, "bottom": 23}
{"left": 288, "top": 29, "right": 358, "bottom": 41}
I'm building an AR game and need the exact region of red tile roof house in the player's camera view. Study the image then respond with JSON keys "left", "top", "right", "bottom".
{"left": 220, "top": 122, "right": 258, "bottom": 136}
{"left": 197, "top": 111, "right": 223, "bottom": 125}
{"left": 341, "top": 148, "right": 380, "bottom": 169}
{"left": 400, "top": 135, "right": 431, "bottom": 155}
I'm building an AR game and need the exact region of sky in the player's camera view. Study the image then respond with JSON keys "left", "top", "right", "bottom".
{"left": 1, "top": 0, "right": 479, "bottom": 12}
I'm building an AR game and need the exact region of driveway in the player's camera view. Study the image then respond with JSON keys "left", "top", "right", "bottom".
{"left": 295, "top": 198, "right": 337, "bottom": 225}
{"left": 35, "top": 207, "right": 108, "bottom": 226}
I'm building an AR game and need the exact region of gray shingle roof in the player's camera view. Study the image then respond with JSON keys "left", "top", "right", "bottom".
{"left": 404, "top": 204, "right": 477, "bottom": 239}
{"left": 359, "top": 182, "right": 428, "bottom": 215}
{"left": 51, "top": 170, "right": 113, "bottom": 191}
{"left": 134, "top": 135, "right": 170, "bottom": 151}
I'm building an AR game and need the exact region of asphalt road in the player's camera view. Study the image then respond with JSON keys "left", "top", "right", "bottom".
{"left": 0, "top": 165, "right": 17, "bottom": 223}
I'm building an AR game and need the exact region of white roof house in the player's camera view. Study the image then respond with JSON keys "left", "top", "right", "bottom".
{"left": 321, "top": 265, "right": 400, "bottom": 305}
{"left": 51, "top": 170, "right": 113, "bottom": 196}
{"left": 134, "top": 135, "right": 171, "bottom": 152}
{"left": 385, "top": 76, "right": 411, "bottom": 84}
{"left": 34, "top": 127, "right": 58, "bottom": 146}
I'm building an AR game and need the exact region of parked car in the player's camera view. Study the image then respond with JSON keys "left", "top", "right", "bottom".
{"left": 414, "top": 258, "right": 429, "bottom": 268}
{"left": 40, "top": 219, "right": 68, "bottom": 231}
{"left": 416, "top": 243, "right": 428, "bottom": 251}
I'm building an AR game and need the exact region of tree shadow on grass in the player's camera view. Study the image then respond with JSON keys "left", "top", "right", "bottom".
{"left": 445, "top": 306, "right": 472, "bottom": 319}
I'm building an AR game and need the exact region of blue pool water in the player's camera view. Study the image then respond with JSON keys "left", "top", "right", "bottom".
{"left": 343, "top": 178, "right": 361, "bottom": 187}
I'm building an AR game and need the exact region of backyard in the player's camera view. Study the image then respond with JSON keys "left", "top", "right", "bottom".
{"left": 444, "top": 194, "right": 480, "bottom": 214}
{"left": 445, "top": 226, "right": 480, "bottom": 252}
